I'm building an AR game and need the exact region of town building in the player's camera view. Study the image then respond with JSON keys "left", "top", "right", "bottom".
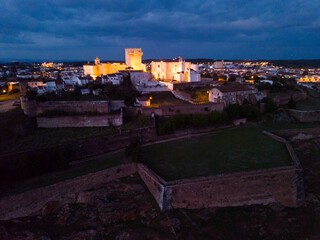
{"left": 209, "top": 84, "right": 257, "bottom": 105}
{"left": 136, "top": 96, "right": 151, "bottom": 107}
{"left": 101, "top": 73, "right": 124, "bottom": 85}
{"left": 214, "top": 60, "right": 225, "bottom": 70}
{"left": 299, "top": 75, "right": 320, "bottom": 82}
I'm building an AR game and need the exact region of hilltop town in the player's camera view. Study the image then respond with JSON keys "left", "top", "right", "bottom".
{"left": 0, "top": 50, "right": 320, "bottom": 238}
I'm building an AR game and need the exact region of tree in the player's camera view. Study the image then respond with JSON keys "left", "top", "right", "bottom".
{"left": 228, "top": 75, "right": 236, "bottom": 82}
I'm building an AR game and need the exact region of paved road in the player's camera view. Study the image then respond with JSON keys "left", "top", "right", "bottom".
{"left": 0, "top": 100, "right": 17, "bottom": 113}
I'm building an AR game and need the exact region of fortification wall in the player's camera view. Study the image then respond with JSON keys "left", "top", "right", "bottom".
{"left": 38, "top": 101, "right": 109, "bottom": 114}
{"left": 161, "top": 103, "right": 224, "bottom": 116}
{"left": 136, "top": 164, "right": 168, "bottom": 210}
{"left": 0, "top": 163, "right": 137, "bottom": 220}
{"left": 37, "top": 114, "right": 122, "bottom": 128}
{"left": 22, "top": 99, "right": 110, "bottom": 117}
{"left": 289, "top": 109, "right": 320, "bottom": 122}
{"left": 125, "top": 103, "right": 224, "bottom": 117}
{"left": 0, "top": 131, "right": 304, "bottom": 220}
{"left": 109, "top": 100, "right": 125, "bottom": 112}
{"left": 272, "top": 92, "right": 306, "bottom": 106}
{"left": 167, "top": 166, "right": 298, "bottom": 209}
{"left": 21, "top": 97, "right": 37, "bottom": 117}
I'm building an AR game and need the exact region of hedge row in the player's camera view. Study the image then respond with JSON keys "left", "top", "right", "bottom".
{"left": 157, "top": 104, "right": 261, "bottom": 135}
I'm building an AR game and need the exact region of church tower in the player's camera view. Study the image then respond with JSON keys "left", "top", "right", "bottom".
{"left": 95, "top": 57, "right": 100, "bottom": 65}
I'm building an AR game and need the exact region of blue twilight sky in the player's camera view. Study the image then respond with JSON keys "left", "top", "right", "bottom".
{"left": 0, "top": 0, "right": 320, "bottom": 61}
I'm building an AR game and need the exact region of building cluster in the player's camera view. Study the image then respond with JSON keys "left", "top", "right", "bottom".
{"left": 1, "top": 49, "right": 320, "bottom": 111}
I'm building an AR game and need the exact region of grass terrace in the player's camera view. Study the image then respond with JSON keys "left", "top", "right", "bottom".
{"left": 143, "top": 127, "right": 293, "bottom": 181}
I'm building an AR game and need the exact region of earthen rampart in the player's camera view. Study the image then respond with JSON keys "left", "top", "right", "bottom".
{"left": 0, "top": 163, "right": 137, "bottom": 220}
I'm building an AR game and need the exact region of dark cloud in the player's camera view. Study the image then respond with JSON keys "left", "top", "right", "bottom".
{"left": 0, "top": 0, "right": 319, "bottom": 60}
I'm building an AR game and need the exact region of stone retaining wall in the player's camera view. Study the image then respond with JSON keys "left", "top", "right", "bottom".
{"left": 137, "top": 102, "right": 224, "bottom": 117}
{"left": 167, "top": 166, "right": 298, "bottom": 209}
{"left": 288, "top": 109, "right": 320, "bottom": 122}
{"left": 21, "top": 98, "right": 110, "bottom": 117}
{"left": 136, "top": 164, "right": 168, "bottom": 210}
{"left": 272, "top": 92, "right": 306, "bottom": 106}
{"left": 37, "top": 114, "right": 122, "bottom": 128}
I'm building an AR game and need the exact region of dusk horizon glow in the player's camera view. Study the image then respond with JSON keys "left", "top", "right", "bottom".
{"left": 1, "top": 0, "right": 320, "bottom": 61}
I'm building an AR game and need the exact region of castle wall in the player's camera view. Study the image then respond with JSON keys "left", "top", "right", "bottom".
{"left": 37, "top": 114, "right": 122, "bottom": 128}
{"left": 288, "top": 109, "right": 320, "bottom": 122}
{"left": 136, "top": 164, "right": 169, "bottom": 210}
{"left": 167, "top": 166, "right": 298, "bottom": 209}
{"left": 22, "top": 100, "right": 110, "bottom": 117}
{"left": 134, "top": 103, "right": 224, "bottom": 117}
{"left": 272, "top": 92, "right": 306, "bottom": 106}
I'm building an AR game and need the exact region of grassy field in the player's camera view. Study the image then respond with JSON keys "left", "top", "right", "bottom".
{"left": 144, "top": 92, "right": 188, "bottom": 107}
{"left": 143, "top": 127, "right": 292, "bottom": 181}
{"left": 0, "top": 93, "right": 20, "bottom": 102}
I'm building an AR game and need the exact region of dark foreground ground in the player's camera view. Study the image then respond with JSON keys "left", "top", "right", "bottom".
{"left": 0, "top": 138, "right": 320, "bottom": 239}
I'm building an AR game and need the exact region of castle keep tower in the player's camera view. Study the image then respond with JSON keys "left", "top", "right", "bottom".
{"left": 125, "top": 48, "right": 146, "bottom": 71}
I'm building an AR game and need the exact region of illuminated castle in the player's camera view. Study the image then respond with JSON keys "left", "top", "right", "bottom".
{"left": 125, "top": 48, "right": 146, "bottom": 71}
{"left": 83, "top": 48, "right": 146, "bottom": 78}
{"left": 151, "top": 57, "right": 200, "bottom": 82}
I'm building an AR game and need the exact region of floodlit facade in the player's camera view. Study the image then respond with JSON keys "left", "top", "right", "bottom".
{"left": 83, "top": 48, "right": 146, "bottom": 78}
{"left": 125, "top": 48, "right": 146, "bottom": 71}
{"left": 151, "top": 58, "right": 200, "bottom": 82}
{"left": 299, "top": 75, "right": 320, "bottom": 82}
{"left": 214, "top": 61, "right": 225, "bottom": 69}
{"left": 83, "top": 57, "right": 127, "bottom": 78}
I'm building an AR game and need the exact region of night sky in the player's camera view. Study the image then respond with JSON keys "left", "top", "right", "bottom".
{"left": 1, "top": 0, "right": 320, "bottom": 61}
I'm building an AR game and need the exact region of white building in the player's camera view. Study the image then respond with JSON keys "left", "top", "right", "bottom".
{"left": 129, "top": 71, "right": 154, "bottom": 85}
{"left": 136, "top": 96, "right": 151, "bottom": 107}
{"left": 151, "top": 57, "right": 200, "bottom": 82}
{"left": 28, "top": 80, "right": 44, "bottom": 88}
{"left": 46, "top": 81, "right": 57, "bottom": 93}
{"left": 102, "top": 73, "right": 124, "bottom": 85}
{"left": 214, "top": 61, "right": 225, "bottom": 70}
{"left": 209, "top": 84, "right": 257, "bottom": 105}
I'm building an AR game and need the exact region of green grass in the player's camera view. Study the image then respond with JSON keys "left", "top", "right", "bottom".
{"left": 4, "top": 152, "right": 126, "bottom": 195}
{"left": 0, "top": 93, "right": 20, "bottom": 102}
{"left": 144, "top": 92, "right": 188, "bottom": 107}
{"left": 142, "top": 127, "right": 292, "bottom": 181}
